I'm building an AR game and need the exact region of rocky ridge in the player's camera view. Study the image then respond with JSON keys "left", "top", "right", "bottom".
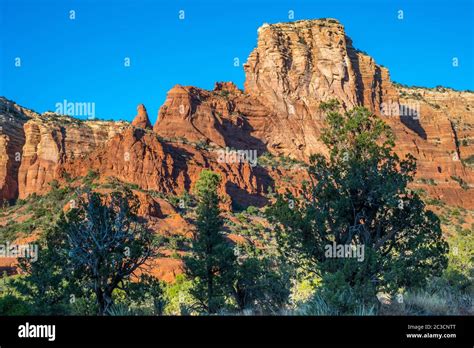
{"left": 1, "top": 18, "right": 473, "bottom": 209}
{"left": 1, "top": 18, "right": 473, "bottom": 281}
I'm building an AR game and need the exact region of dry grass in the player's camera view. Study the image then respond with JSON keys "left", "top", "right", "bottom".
{"left": 380, "top": 289, "right": 473, "bottom": 315}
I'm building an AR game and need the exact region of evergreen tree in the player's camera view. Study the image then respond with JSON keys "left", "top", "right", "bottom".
{"left": 15, "top": 217, "right": 88, "bottom": 315}
{"left": 18, "top": 188, "right": 159, "bottom": 315}
{"left": 231, "top": 246, "right": 292, "bottom": 314}
{"left": 184, "top": 170, "right": 236, "bottom": 314}
{"left": 267, "top": 100, "right": 448, "bottom": 310}
{"left": 66, "top": 189, "right": 158, "bottom": 315}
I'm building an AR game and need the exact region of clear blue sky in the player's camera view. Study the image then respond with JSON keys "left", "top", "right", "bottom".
{"left": 1, "top": 0, "right": 473, "bottom": 123}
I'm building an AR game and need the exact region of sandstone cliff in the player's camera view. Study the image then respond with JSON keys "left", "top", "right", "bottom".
{"left": 390, "top": 85, "right": 474, "bottom": 207}
{"left": 62, "top": 126, "right": 272, "bottom": 209}
{"left": 152, "top": 19, "right": 473, "bottom": 206}
{"left": 0, "top": 18, "right": 472, "bottom": 210}
{"left": 0, "top": 98, "right": 31, "bottom": 203}
{"left": 1, "top": 18, "right": 473, "bottom": 282}
{"left": 0, "top": 97, "right": 127, "bottom": 201}
{"left": 155, "top": 19, "right": 399, "bottom": 159}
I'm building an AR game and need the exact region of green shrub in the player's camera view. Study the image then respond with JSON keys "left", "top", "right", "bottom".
{"left": 83, "top": 169, "right": 99, "bottom": 185}
{"left": 0, "top": 294, "right": 31, "bottom": 315}
{"left": 245, "top": 205, "right": 259, "bottom": 215}
{"left": 451, "top": 176, "right": 469, "bottom": 190}
{"left": 163, "top": 274, "right": 194, "bottom": 315}
{"left": 462, "top": 155, "right": 474, "bottom": 168}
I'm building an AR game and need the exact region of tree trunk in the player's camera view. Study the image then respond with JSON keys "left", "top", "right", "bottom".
{"left": 103, "top": 291, "right": 114, "bottom": 315}
{"left": 207, "top": 262, "right": 214, "bottom": 314}
{"left": 96, "top": 288, "right": 105, "bottom": 315}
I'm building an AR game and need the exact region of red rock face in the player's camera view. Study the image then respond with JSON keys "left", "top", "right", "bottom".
{"left": 383, "top": 87, "right": 474, "bottom": 207}
{"left": 0, "top": 18, "right": 472, "bottom": 210}
{"left": 154, "top": 19, "right": 400, "bottom": 160}
{"left": 62, "top": 127, "right": 271, "bottom": 209}
{"left": 0, "top": 99, "right": 30, "bottom": 203}
{"left": 131, "top": 104, "right": 152, "bottom": 129}
{"left": 153, "top": 83, "right": 271, "bottom": 154}
{"left": 17, "top": 117, "right": 127, "bottom": 199}
{"left": 154, "top": 85, "right": 227, "bottom": 146}
{"left": 152, "top": 19, "right": 473, "bottom": 206}
{"left": 240, "top": 20, "right": 399, "bottom": 158}
{"left": 0, "top": 97, "right": 128, "bottom": 201}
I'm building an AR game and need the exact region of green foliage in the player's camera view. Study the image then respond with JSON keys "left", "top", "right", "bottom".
{"left": 462, "top": 154, "right": 474, "bottom": 168}
{"left": 115, "top": 275, "right": 167, "bottom": 315}
{"left": 231, "top": 246, "right": 292, "bottom": 314}
{"left": 258, "top": 152, "right": 305, "bottom": 170}
{"left": 289, "top": 274, "right": 319, "bottom": 306}
{"left": 184, "top": 170, "right": 292, "bottom": 314}
{"left": 425, "top": 197, "right": 445, "bottom": 207}
{"left": 451, "top": 175, "right": 469, "bottom": 190}
{"left": 0, "top": 294, "right": 31, "bottom": 315}
{"left": 236, "top": 212, "right": 247, "bottom": 223}
{"left": 419, "top": 178, "right": 437, "bottom": 186}
{"left": 195, "top": 139, "right": 210, "bottom": 150}
{"left": 184, "top": 170, "right": 236, "bottom": 314}
{"left": 267, "top": 101, "right": 449, "bottom": 310}
{"left": 0, "top": 185, "right": 72, "bottom": 244}
{"left": 14, "top": 221, "right": 89, "bottom": 315}
{"left": 443, "top": 230, "right": 473, "bottom": 292}
{"left": 219, "top": 90, "right": 230, "bottom": 99}
{"left": 0, "top": 275, "right": 32, "bottom": 315}
{"left": 317, "top": 257, "right": 378, "bottom": 313}
{"left": 62, "top": 171, "right": 74, "bottom": 183}
{"left": 245, "top": 205, "right": 259, "bottom": 216}
{"left": 168, "top": 192, "right": 194, "bottom": 211}
{"left": 192, "top": 170, "right": 221, "bottom": 199}
{"left": 162, "top": 274, "right": 194, "bottom": 315}
{"left": 63, "top": 189, "right": 159, "bottom": 315}
{"left": 163, "top": 234, "right": 190, "bottom": 251}
{"left": 82, "top": 169, "right": 99, "bottom": 186}
{"left": 14, "top": 188, "right": 160, "bottom": 315}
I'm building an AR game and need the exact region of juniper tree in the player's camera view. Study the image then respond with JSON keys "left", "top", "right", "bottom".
{"left": 17, "top": 189, "right": 161, "bottom": 315}
{"left": 15, "top": 216, "right": 87, "bottom": 315}
{"left": 63, "top": 189, "right": 158, "bottom": 315}
{"left": 267, "top": 100, "right": 448, "bottom": 310}
{"left": 230, "top": 246, "right": 292, "bottom": 314}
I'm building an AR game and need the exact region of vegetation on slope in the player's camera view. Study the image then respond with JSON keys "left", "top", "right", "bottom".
{"left": 0, "top": 101, "right": 472, "bottom": 316}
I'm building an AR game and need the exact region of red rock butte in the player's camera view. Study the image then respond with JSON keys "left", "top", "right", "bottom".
{"left": 0, "top": 18, "right": 473, "bottom": 209}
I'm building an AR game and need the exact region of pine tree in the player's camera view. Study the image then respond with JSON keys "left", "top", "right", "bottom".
{"left": 184, "top": 170, "right": 236, "bottom": 314}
